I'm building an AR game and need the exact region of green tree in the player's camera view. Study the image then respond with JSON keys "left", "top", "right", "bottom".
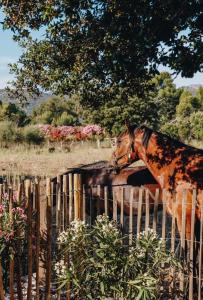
{"left": 176, "top": 90, "right": 202, "bottom": 118}
{"left": 0, "top": 102, "right": 28, "bottom": 126}
{"left": 190, "top": 111, "right": 203, "bottom": 140}
{"left": 162, "top": 86, "right": 203, "bottom": 141}
{"left": 31, "top": 96, "right": 80, "bottom": 125}
{"left": 82, "top": 72, "right": 181, "bottom": 135}
{"left": 82, "top": 92, "right": 158, "bottom": 136}
{"left": 1, "top": 1, "right": 203, "bottom": 103}
{"left": 151, "top": 72, "right": 182, "bottom": 126}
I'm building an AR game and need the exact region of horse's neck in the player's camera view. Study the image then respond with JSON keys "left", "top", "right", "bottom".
{"left": 136, "top": 133, "right": 176, "bottom": 189}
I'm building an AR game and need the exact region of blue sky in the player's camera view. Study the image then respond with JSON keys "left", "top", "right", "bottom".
{"left": 0, "top": 15, "right": 203, "bottom": 89}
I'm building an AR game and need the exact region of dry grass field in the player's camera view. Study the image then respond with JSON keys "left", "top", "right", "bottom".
{"left": 0, "top": 142, "right": 113, "bottom": 177}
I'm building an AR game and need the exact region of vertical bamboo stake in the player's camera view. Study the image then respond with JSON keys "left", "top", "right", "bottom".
{"left": 63, "top": 175, "right": 68, "bottom": 229}
{"left": 104, "top": 187, "right": 109, "bottom": 216}
{"left": 170, "top": 192, "right": 176, "bottom": 294}
{"left": 68, "top": 173, "right": 73, "bottom": 222}
{"left": 45, "top": 178, "right": 52, "bottom": 300}
{"left": 152, "top": 189, "right": 159, "bottom": 232}
{"left": 35, "top": 179, "right": 40, "bottom": 300}
{"left": 74, "top": 174, "right": 82, "bottom": 220}
{"left": 96, "top": 185, "right": 101, "bottom": 216}
{"left": 57, "top": 181, "right": 62, "bottom": 300}
{"left": 189, "top": 190, "right": 196, "bottom": 300}
{"left": 161, "top": 189, "right": 166, "bottom": 250}
{"left": 120, "top": 187, "right": 124, "bottom": 228}
{"left": 39, "top": 181, "right": 47, "bottom": 284}
{"left": 198, "top": 191, "right": 203, "bottom": 300}
{"left": 0, "top": 184, "right": 5, "bottom": 300}
{"left": 0, "top": 260, "right": 5, "bottom": 300}
{"left": 57, "top": 175, "right": 61, "bottom": 231}
{"left": 137, "top": 188, "right": 143, "bottom": 237}
{"left": 82, "top": 185, "right": 86, "bottom": 222}
{"left": 65, "top": 177, "right": 71, "bottom": 300}
{"left": 9, "top": 188, "right": 14, "bottom": 300}
{"left": 26, "top": 180, "right": 32, "bottom": 300}
{"left": 180, "top": 189, "right": 187, "bottom": 294}
{"left": 0, "top": 184, "right": 3, "bottom": 203}
{"left": 16, "top": 182, "right": 23, "bottom": 300}
{"left": 129, "top": 188, "right": 134, "bottom": 245}
{"left": 113, "top": 188, "right": 117, "bottom": 222}
{"left": 145, "top": 189, "right": 150, "bottom": 231}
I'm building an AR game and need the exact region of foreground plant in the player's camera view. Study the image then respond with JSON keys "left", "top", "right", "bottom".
{"left": 0, "top": 193, "right": 27, "bottom": 256}
{"left": 55, "top": 215, "right": 180, "bottom": 300}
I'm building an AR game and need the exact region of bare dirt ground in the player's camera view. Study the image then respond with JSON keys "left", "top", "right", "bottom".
{"left": 0, "top": 143, "right": 113, "bottom": 177}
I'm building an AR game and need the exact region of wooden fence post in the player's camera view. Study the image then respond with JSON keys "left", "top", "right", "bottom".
{"left": 45, "top": 178, "right": 52, "bottom": 300}
{"left": 69, "top": 173, "right": 73, "bottom": 222}
{"left": 112, "top": 188, "right": 117, "bottom": 222}
{"left": 137, "top": 188, "right": 143, "bottom": 237}
{"left": 129, "top": 188, "right": 134, "bottom": 245}
{"left": 120, "top": 187, "right": 124, "bottom": 229}
{"left": 9, "top": 188, "right": 14, "bottom": 300}
{"left": 74, "top": 174, "right": 82, "bottom": 220}
{"left": 35, "top": 179, "right": 40, "bottom": 300}
{"left": 26, "top": 179, "right": 32, "bottom": 300}
{"left": 145, "top": 189, "right": 150, "bottom": 231}
{"left": 39, "top": 180, "right": 47, "bottom": 284}
{"left": 180, "top": 189, "right": 187, "bottom": 294}
{"left": 198, "top": 191, "right": 203, "bottom": 300}
{"left": 189, "top": 189, "right": 196, "bottom": 300}
{"left": 0, "top": 260, "right": 5, "bottom": 300}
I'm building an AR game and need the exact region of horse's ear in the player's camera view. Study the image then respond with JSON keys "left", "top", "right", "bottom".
{"left": 125, "top": 120, "right": 131, "bottom": 131}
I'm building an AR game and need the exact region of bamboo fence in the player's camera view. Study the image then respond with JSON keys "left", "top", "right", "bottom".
{"left": 0, "top": 173, "right": 202, "bottom": 299}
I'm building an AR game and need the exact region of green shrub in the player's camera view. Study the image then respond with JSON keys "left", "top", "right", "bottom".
{"left": 190, "top": 111, "right": 203, "bottom": 140}
{"left": 56, "top": 215, "right": 180, "bottom": 299}
{"left": 161, "top": 122, "right": 179, "bottom": 139}
{"left": 0, "top": 121, "right": 23, "bottom": 144}
{"left": 22, "top": 126, "right": 45, "bottom": 145}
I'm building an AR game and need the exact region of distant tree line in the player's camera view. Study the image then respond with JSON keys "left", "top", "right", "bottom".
{"left": 0, "top": 72, "right": 203, "bottom": 145}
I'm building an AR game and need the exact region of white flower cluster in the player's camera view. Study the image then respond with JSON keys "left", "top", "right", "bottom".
{"left": 55, "top": 259, "right": 67, "bottom": 277}
{"left": 96, "top": 215, "right": 119, "bottom": 237}
{"left": 57, "top": 220, "right": 87, "bottom": 244}
{"left": 57, "top": 230, "right": 69, "bottom": 244}
{"left": 70, "top": 220, "right": 86, "bottom": 234}
{"left": 139, "top": 228, "right": 158, "bottom": 239}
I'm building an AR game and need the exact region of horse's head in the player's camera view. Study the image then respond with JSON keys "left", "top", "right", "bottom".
{"left": 110, "top": 124, "right": 140, "bottom": 169}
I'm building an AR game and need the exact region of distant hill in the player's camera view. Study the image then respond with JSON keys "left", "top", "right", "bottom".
{"left": 0, "top": 89, "right": 51, "bottom": 114}
{"left": 181, "top": 84, "right": 203, "bottom": 95}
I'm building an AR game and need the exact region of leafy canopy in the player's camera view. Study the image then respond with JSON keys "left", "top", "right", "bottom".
{"left": 1, "top": 0, "right": 203, "bottom": 103}
{"left": 31, "top": 96, "right": 80, "bottom": 126}
{"left": 82, "top": 72, "right": 182, "bottom": 135}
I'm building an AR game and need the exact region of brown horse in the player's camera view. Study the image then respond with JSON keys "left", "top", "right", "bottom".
{"left": 111, "top": 124, "right": 203, "bottom": 241}
{"left": 51, "top": 161, "right": 161, "bottom": 217}
{"left": 78, "top": 163, "right": 161, "bottom": 216}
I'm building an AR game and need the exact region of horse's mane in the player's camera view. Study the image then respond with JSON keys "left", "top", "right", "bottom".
{"left": 135, "top": 125, "right": 203, "bottom": 153}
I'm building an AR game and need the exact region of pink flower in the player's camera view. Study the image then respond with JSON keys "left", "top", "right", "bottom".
{"left": 0, "top": 205, "right": 4, "bottom": 215}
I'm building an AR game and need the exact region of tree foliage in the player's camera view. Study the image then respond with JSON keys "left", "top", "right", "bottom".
{"left": 82, "top": 72, "right": 182, "bottom": 135}
{"left": 0, "top": 101, "right": 28, "bottom": 126}
{"left": 162, "top": 86, "right": 203, "bottom": 141}
{"left": 1, "top": 1, "right": 203, "bottom": 103}
{"left": 31, "top": 96, "right": 80, "bottom": 125}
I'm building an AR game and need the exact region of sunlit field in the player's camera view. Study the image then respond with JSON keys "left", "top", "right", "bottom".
{"left": 0, "top": 142, "right": 113, "bottom": 177}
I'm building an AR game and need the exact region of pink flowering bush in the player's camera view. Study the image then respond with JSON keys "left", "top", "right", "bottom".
{"left": 0, "top": 193, "right": 27, "bottom": 256}
{"left": 81, "top": 124, "right": 103, "bottom": 138}
{"left": 37, "top": 124, "right": 104, "bottom": 141}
